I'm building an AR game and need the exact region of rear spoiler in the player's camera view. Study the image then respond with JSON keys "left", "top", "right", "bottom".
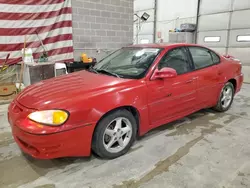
{"left": 223, "top": 54, "right": 241, "bottom": 61}
{"left": 223, "top": 54, "right": 235, "bottom": 59}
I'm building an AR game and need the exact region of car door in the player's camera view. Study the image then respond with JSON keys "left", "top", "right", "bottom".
{"left": 147, "top": 47, "right": 197, "bottom": 127}
{"left": 187, "top": 46, "right": 221, "bottom": 108}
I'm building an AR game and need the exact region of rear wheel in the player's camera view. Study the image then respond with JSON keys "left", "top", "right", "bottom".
{"left": 92, "top": 109, "right": 137, "bottom": 159}
{"left": 213, "top": 82, "right": 234, "bottom": 112}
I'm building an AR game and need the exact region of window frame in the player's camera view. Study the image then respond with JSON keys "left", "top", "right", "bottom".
{"left": 186, "top": 46, "right": 221, "bottom": 71}
{"left": 157, "top": 47, "right": 194, "bottom": 76}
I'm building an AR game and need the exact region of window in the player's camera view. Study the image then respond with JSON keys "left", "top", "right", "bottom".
{"left": 189, "top": 47, "right": 215, "bottom": 69}
{"left": 210, "top": 51, "right": 220, "bottom": 64}
{"left": 93, "top": 47, "right": 162, "bottom": 79}
{"left": 237, "top": 35, "right": 250, "bottom": 42}
{"left": 158, "top": 48, "right": 191, "bottom": 75}
{"left": 204, "top": 36, "right": 221, "bottom": 42}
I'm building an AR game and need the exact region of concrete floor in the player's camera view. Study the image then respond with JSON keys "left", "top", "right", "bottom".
{"left": 1, "top": 84, "right": 250, "bottom": 188}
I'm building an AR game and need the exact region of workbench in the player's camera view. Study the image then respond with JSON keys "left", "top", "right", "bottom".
{"left": 66, "top": 61, "right": 96, "bottom": 73}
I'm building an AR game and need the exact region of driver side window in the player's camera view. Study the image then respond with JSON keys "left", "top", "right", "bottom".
{"left": 158, "top": 48, "right": 192, "bottom": 75}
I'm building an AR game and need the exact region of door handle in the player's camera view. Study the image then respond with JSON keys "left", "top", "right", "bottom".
{"left": 185, "top": 77, "right": 197, "bottom": 84}
{"left": 185, "top": 79, "right": 194, "bottom": 84}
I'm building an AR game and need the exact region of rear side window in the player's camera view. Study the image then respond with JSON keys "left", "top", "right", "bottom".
{"left": 158, "top": 48, "right": 192, "bottom": 75}
{"left": 189, "top": 47, "right": 216, "bottom": 70}
{"left": 210, "top": 51, "right": 220, "bottom": 64}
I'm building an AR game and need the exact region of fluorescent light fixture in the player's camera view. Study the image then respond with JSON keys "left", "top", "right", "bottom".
{"left": 204, "top": 36, "right": 220, "bottom": 42}
{"left": 237, "top": 35, "right": 250, "bottom": 42}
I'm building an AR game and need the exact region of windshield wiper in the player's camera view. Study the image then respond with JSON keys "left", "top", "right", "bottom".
{"left": 96, "top": 69, "right": 120, "bottom": 78}
{"left": 88, "top": 66, "right": 99, "bottom": 74}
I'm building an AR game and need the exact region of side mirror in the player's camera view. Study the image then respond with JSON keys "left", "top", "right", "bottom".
{"left": 151, "top": 67, "right": 177, "bottom": 80}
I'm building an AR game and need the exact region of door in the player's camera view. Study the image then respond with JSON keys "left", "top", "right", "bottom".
{"left": 187, "top": 46, "right": 221, "bottom": 108}
{"left": 147, "top": 47, "right": 197, "bottom": 127}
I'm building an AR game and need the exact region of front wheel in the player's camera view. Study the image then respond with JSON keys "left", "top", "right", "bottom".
{"left": 213, "top": 82, "right": 235, "bottom": 112}
{"left": 92, "top": 109, "right": 137, "bottom": 159}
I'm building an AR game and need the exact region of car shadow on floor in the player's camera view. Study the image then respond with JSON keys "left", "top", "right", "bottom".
{"left": 23, "top": 109, "right": 218, "bottom": 171}
{"left": 137, "top": 108, "right": 218, "bottom": 142}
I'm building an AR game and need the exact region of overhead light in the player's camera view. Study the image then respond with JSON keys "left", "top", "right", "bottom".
{"left": 141, "top": 12, "right": 150, "bottom": 21}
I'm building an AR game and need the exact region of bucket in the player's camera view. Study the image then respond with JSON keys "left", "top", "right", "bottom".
{"left": 21, "top": 48, "right": 34, "bottom": 63}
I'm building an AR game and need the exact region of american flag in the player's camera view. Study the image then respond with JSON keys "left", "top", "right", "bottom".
{"left": 0, "top": 0, "right": 74, "bottom": 66}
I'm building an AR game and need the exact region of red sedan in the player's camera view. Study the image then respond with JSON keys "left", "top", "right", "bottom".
{"left": 8, "top": 43, "right": 243, "bottom": 159}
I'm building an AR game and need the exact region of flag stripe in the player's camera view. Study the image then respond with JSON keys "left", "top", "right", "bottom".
{"left": 0, "top": 7, "right": 72, "bottom": 21}
{"left": 1, "top": 50, "right": 74, "bottom": 66}
{"left": 0, "top": 40, "right": 73, "bottom": 59}
{"left": 0, "top": 27, "right": 73, "bottom": 44}
{"left": 0, "top": 2, "right": 70, "bottom": 13}
{"left": 0, "top": 34, "right": 72, "bottom": 51}
{"left": 33, "top": 46, "right": 74, "bottom": 59}
{"left": 0, "top": 0, "right": 65, "bottom": 5}
{"left": 0, "top": 21, "right": 72, "bottom": 36}
{"left": 0, "top": 0, "right": 74, "bottom": 65}
{"left": 45, "top": 53, "right": 74, "bottom": 63}
{"left": 0, "top": 57, "right": 22, "bottom": 66}
{"left": 0, "top": 13, "right": 72, "bottom": 28}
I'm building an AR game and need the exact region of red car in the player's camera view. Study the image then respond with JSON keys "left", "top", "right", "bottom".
{"left": 8, "top": 43, "right": 243, "bottom": 159}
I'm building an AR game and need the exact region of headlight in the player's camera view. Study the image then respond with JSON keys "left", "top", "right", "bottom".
{"left": 28, "top": 110, "right": 69, "bottom": 126}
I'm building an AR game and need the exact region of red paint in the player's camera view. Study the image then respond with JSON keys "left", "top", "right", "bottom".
{"left": 0, "top": 7, "right": 72, "bottom": 21}
{"left": 0, "top": 0, "right": 65, "bottom": 5}
{"left": 8, "top": 43, "right": 244, "bottom": 159}
{"left": 0, "top": 34, "right": 73, "bottom": 52}
{"left": 0, "top": 21, "right": 72, "bottom": 36}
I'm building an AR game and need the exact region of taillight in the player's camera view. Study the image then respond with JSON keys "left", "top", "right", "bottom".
{"left": 238, "top": 62, "right": 242, "bottom": 73}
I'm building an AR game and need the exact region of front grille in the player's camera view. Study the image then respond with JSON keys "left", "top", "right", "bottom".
{"left": 17, "top": 137, "right": 39, "bottom": 155}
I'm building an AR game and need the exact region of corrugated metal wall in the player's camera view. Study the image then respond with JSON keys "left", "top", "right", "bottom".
{"left": 197, "top": 0, "right": 250, "bottom": 82}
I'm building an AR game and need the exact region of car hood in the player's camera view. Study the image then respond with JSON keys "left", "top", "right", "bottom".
{"left": 16, "top": 71, "right": 133, "bottom": 109}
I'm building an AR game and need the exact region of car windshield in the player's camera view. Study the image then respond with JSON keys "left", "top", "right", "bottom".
{"left": 92, "top": 47, "right": 162, "bottom": 79}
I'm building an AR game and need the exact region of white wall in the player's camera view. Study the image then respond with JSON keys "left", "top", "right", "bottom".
{"left": 156, "top": 0, "right": 198, "bottom": 42}
{"left": 134, "top": 0, "right": 198, "bottom": 43}
{"left": 134, "top": 0, "right": 155, "bottom": 44}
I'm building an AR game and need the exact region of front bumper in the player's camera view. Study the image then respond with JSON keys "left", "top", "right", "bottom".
{"left": 11, "top": 125, "right": 93, "bottom": 159}
{"left": 8, "top": 101, "right": 95, "bottom": 159}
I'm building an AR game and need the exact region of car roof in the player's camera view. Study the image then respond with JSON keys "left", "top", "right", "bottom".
{"left": 127, "top": 43, "right": 204, "bottom": 49}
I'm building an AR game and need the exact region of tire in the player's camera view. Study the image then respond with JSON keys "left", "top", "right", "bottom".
{"left": 213, "top": 82, "right": 235, "bottom": 112}
{"left": 92, "top": 109, "right": 137, "bottom": 159}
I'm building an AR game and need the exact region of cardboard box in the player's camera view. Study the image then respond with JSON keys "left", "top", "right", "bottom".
{"left": 0, "top": 83, "right": 17, "bottom": 100}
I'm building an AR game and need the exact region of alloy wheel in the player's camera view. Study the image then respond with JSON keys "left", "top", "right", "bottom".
{"left": 221, "top": 85, "right": 233, "bottom": 109}
{"left": 103, "top": 117, "right": 132, "bottom": 153}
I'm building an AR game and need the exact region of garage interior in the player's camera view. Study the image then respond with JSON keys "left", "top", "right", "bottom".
{"left": 1, "top": 0, "right": 250, "bottom": 187}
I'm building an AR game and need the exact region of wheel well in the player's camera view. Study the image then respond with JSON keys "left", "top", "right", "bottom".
{"left": 228, "top": 79, "right": 237, "bottom": 92}
{"left": 94, "top": 106, "right": 140, "bottom": 135}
